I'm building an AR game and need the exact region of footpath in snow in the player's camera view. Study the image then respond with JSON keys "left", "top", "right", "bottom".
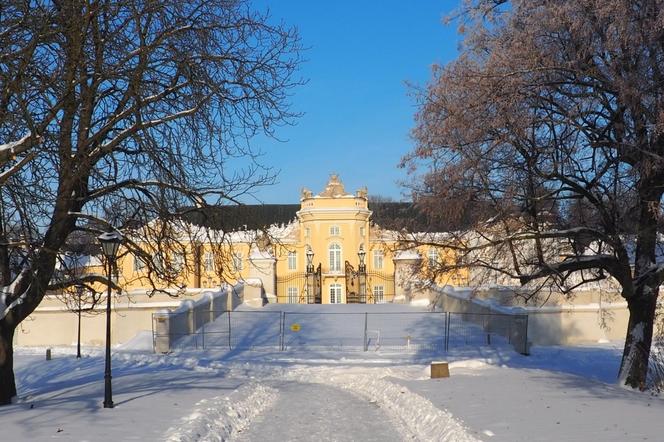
{"left": 233, "top": 381, "right": 402, "bottom": 442}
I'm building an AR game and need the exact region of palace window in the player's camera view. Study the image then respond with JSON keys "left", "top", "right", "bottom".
{"left": 360, "top": 226, "right": 365, "bottom": 237}
{"left": 373, "top": 249, "right": 384, "bottom": 270}
{"left": 288, "top": 251, "right": 297, "bottom": 270}
{"left": 233, "top": 253, "right": 243, "bottom": 271}
{"left": 329, "top": 243, "right": 342, "bottom": 273}
{"left": 154, "top": 253, "right": 164, "bottom": 272}
{"left": 329, "top": 225, "right": 340, "bottom": 236}
{"left": 204, "top": 251, "right": 214, "bottom": 272}
{"left": 288, "top": 286, "right": 298, "bottom": 303}
{"left": 172, "top": 253, "right": 185, "bottom": 272}
{"left": 133, "top": 255, "right": 145, "bottom": 272}
{"left": 373, "top": 285, "right": 385, "bottom": 303}
{"left": 330, "top": 283, "right": 343, "bottom": 304}
{"left": 428, "top": 248, "right": 439, "bottom": 267}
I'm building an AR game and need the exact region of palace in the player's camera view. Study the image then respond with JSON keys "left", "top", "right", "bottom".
{"left": 117, "top": 174, "right": 467, "bottom": 305}
{"left": 13, "top": 175, "right": 469, "bottom": 348}
{"left": 15, "top": 175, "right": 632, "bottom": 349}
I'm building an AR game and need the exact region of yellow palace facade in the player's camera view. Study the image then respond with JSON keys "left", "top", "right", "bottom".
{"left": 117, "top": 175, "right": 467, "bottom": 304}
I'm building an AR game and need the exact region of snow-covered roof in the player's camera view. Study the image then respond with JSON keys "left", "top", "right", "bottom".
{"left": 56, "top": 254, "right": 102, "bottom": 270}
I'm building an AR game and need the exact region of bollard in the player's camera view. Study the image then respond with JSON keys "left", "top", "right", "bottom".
{"left": 46, "top": 348, "right": 51, "bottom": 360}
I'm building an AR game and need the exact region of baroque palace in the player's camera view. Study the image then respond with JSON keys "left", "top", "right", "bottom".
{"left": 120, "top": 174, "right": 467, "bottom": 305}
{"left": 14, "top": 175, "right": 468, "bottom": 347}
{"left": 15, "top": 175, "right": 630, "bottom": 349}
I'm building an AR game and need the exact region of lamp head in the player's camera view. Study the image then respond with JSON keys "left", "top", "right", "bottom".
{"left": 98, "top": 231, "right": 123, "bottom": 260}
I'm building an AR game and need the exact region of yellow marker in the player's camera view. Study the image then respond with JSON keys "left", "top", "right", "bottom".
{"left": 290, "top": 323, "right": 301, "bottom": 332}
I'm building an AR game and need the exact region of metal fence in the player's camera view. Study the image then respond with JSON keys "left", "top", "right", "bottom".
{"left": 153, "top": 309, "right": 529, "bottom": 355}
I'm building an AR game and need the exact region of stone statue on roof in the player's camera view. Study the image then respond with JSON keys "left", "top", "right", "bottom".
{"left": 319, "top": 173, "right": 347, "bottom": 197}
{"left": 301, "top": 187, "right": 313, "bottom": 199}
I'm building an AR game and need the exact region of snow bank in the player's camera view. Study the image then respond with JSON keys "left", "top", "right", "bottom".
{"left": 164, "top": 382, "right": 278, "bottom": 441}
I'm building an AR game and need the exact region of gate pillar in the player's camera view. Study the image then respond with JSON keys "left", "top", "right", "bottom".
{"left": 393, "top": 250, "right": 422, "bottom": 303}
{"left": 249, "top": 247, "right": 276, "bottom": 303}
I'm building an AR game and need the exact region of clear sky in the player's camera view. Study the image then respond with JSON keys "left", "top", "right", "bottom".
{"left": 246, "top": 1, "right": 462, "bottom": 204}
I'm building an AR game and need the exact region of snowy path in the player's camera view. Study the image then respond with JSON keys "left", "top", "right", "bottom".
{"left": 234, "top": 381, "right": 402, "bottom": 442}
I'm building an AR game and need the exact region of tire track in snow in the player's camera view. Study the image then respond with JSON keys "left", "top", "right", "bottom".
{"left": 164, "top": 383, "right": 278, "bottom": 441}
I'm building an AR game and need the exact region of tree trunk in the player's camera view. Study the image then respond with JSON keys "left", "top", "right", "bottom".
{"left": 0, "top": 323, "right": 16, "bottom": 405}
{"left": 619, "top": 291, "right": 658, "bottom": 389}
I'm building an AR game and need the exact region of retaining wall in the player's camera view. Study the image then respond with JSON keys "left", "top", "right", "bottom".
{"left": 153, "top": 284, "right": 244, "bottom": 353}
{"left": 432, "top": 285, "right": 630, "bottom": 345}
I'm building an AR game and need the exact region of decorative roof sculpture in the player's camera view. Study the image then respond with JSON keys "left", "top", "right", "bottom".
{"left": 319, "top": 173, "right": 349, "bottom": 197}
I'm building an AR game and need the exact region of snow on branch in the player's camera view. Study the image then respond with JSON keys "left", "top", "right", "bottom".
{"left": 518, "top": 254, "right": 620, "bottom": 285}
{"left": 0, "top": 268, "right": 31, "bottom": 322}
{"left": 0, "top": 134, "right": 35, "bottom": 163}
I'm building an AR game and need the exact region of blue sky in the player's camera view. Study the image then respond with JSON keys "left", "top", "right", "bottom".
{"left": 247, "top": 1, "right": 462, "bottom": 204}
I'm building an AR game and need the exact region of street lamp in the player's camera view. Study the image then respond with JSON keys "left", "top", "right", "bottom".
{"left": 306, "top": 246, "right": 314, "bottom": 273}
{"left": 76, "top": 284, "right": 83, "bottom": 359}
{"left": 357, "top": 245, "right": 366, "bottom": 273}
{"left": 357, "top": 246, "right": 367, "bottom": 303}
{"left": 98, "top": 230, "right": 122, "bottom": 409}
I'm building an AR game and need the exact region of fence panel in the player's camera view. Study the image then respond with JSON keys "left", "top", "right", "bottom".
{"left": 198, "top": 311, "right": 230, "bottom": 349}
{"left": 228, "top": 311, "right": 282, "bottom": 350}
{"left": 365, "top": 312, "right": 446, "bottom": 352}
{"left": 447, "top": 312, "right": 529, "bottom": 354}
{"left": 283, "top": 312, "right": 366, "bottom": 351}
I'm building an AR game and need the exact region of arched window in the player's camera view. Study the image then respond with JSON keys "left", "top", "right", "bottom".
{"left": 329, "top": 243, "right": 342, "bottom": 273}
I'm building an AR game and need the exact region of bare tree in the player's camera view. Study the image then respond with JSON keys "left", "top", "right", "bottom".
{"left": 406, "top": 0, "right": 664, "bottom": 389}
{"left": 0, "top": 0, "right": 302, "bottom": 404}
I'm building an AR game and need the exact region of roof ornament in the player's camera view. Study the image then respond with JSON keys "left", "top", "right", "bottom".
{"left": 319, "top": 173, "right": 347, "bottom": 197}
{"left": 301, "top": 187, "right": 313, "bottom": 199}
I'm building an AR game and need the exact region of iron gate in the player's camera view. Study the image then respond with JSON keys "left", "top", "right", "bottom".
{"left": 276, "top": 264, "right": 322, "bottom": 303}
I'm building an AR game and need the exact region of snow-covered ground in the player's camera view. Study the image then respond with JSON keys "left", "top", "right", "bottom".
{"left": 2, "top": 304, "right": 663, "bottom": 441}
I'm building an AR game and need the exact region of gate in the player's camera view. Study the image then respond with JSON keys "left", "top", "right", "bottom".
{"left": 276, "top": 272, "right": 307, "bottom": 303}
{"left": 345, "top": 261, "right": 365, "bottom": 303}
{"left": 313, "top": 263, "right": 322, "bottom": 304}
{"left": 276, "top": 264, "right": 322, "bottom": 303}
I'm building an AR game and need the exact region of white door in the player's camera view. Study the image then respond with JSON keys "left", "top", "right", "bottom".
{"left": 329, "top": 283, "right": 343, "bottom": 304}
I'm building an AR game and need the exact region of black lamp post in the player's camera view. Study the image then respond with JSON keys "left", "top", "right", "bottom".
{"left": 98, "top": 230, "right": 122, "bottom": 409}
{"left": 357, "top": 246, "right": 366, "bottom": 273}
{"left": 357, "top": 246, "right": 367, "bottom": 303}
{"left": 76, "top": 284, "right": 83, "bottom": 359}
{"left": 306, "top": 246, "right": 314, "bottom": 273}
